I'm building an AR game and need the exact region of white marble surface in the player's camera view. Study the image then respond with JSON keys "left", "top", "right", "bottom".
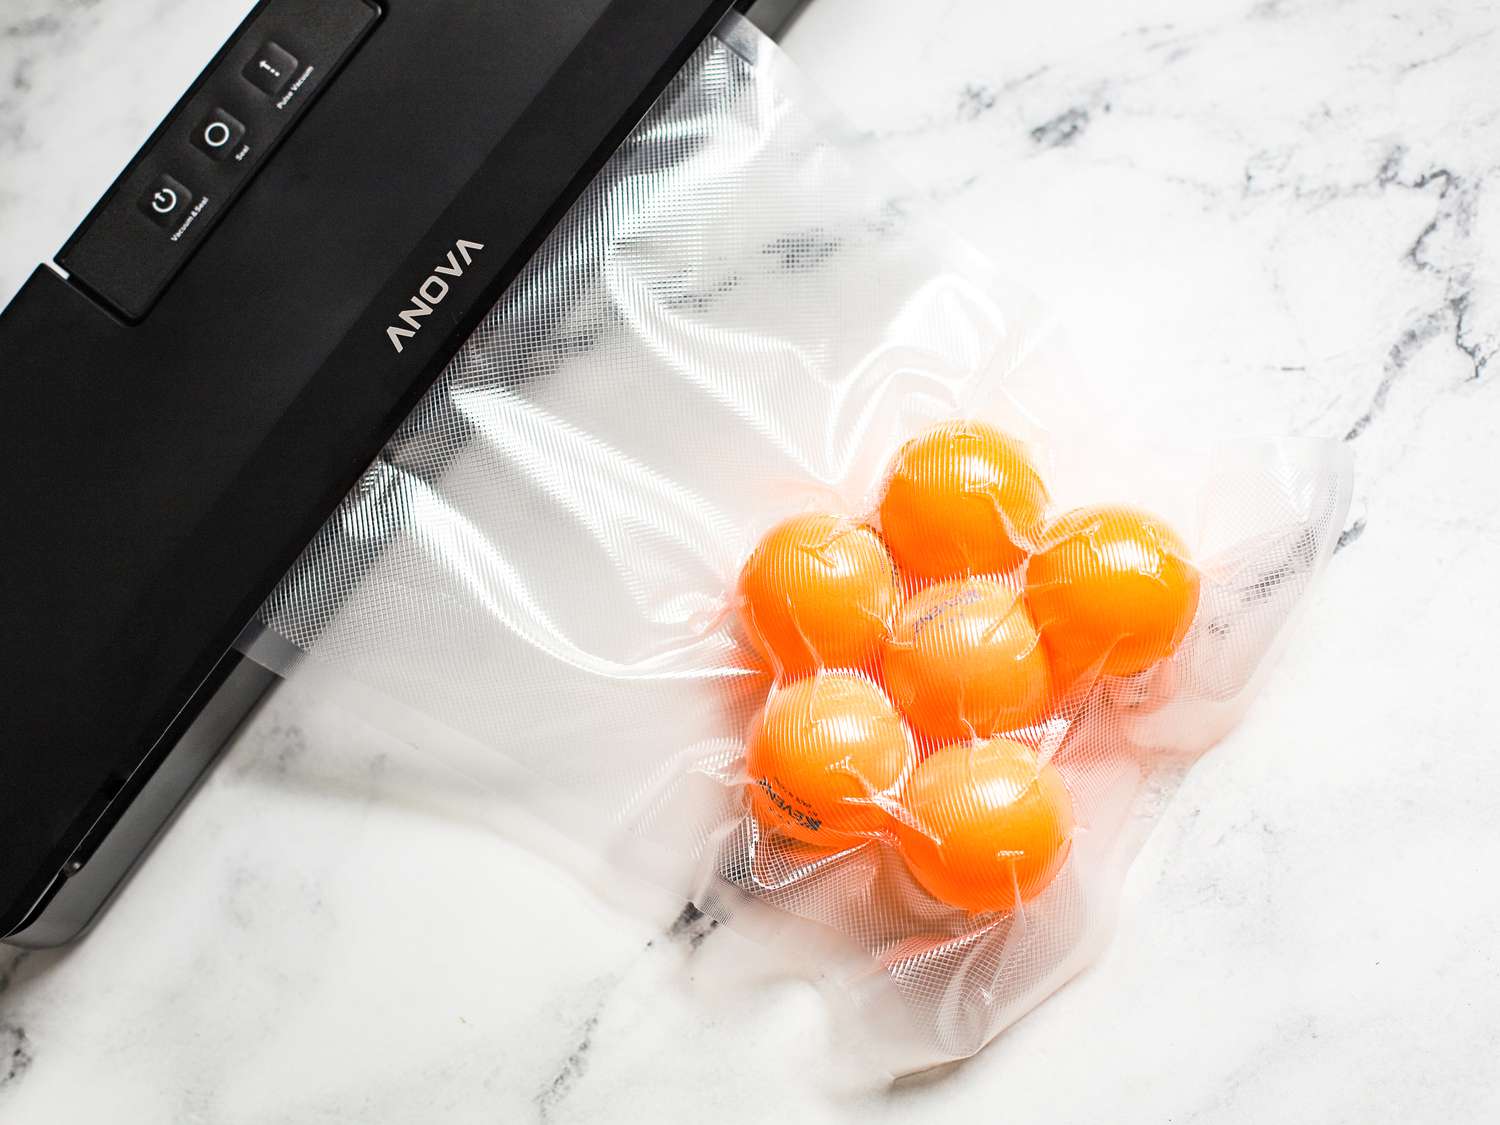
{"left": 3, "top": 0, "right": 1499, "bottom": 1120}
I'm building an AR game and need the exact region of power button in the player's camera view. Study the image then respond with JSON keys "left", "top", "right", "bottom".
{"left": 138, "top": 174, "right": 194, "bottom": 230}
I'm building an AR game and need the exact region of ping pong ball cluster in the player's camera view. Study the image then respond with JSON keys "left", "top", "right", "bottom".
{"left": 737, "top": 420, "right": 1201, "bottom": 914}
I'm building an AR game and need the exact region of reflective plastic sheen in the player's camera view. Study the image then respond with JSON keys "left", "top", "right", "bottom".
{"left": 253, "top": 14, "right": 1352, "bottom": 1071}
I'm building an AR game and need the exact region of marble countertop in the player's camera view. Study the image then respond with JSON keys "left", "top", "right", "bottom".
{"left": 3, "top": 0, "right": 1498, "bottom": 1120}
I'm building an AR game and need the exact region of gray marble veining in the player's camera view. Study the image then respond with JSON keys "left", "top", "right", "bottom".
{"left": 2, "top": 0, "right": 1498, "bottom": 1121}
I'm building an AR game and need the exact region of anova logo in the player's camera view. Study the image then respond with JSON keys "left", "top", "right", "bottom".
{"left": 386, "top": 239, "right": 486, "bottom": 353}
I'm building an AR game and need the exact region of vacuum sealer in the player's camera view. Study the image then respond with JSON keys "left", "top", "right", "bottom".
{"left": 0, "top": 0, "right": 805, "bottom": 948}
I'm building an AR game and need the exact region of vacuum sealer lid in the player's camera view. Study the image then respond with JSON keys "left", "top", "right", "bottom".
{"left": 0, "top": 0, "right": 742, "bottom": 937}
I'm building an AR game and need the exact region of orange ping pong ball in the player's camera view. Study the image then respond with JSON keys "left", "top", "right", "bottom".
{"left": 738, "top": 513, "right": 898, "bottom": 680}
{"left": 895, "top": 737, "right": 1074, "bottom": 914}
{"left": 746, "top": 671, "right": 915, "bottom": 847}
{"left": 878, "top": 421, "right": 1049, "bottom": 580}
{"left": 1026, "top": 505, "right": 1200, "bottom": 682}
{"left": 882, "top": 578, "right": 1052, "bottom": 743}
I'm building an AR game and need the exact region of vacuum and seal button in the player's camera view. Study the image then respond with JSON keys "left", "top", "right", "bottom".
{"left": 191, "top": 108, "right": 246, "bottom": 161}
{"left": 138, "top": 174, "right": 194, "bottom": 229}
{"left": 242, "top": 41, "right": 299, "bottom": 97}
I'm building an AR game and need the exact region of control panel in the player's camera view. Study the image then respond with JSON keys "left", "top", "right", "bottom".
{"left": 57, "top": 0, "right": 381, "bottom": 321}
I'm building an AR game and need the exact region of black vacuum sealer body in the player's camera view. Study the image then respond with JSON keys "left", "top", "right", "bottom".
{"left": 0, "top": 0, "right": 743, "bottom": 947}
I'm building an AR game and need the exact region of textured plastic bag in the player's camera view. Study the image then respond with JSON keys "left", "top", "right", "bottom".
{"left": 248, "top": 13, "right": 1351, "bottom": 1072}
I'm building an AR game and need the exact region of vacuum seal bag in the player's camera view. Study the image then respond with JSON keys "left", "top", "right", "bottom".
{"left": 248, "top": 13, "right": 1351, "bottom": 1071}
